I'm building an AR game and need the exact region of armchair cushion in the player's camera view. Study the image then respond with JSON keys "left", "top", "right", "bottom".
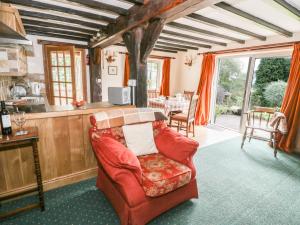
{"left": 155, "top": 127, "right": 199, "bottom": 163}
{"left": 138, "top": 153, "right": 191, "bottom": 197}
{"left": 91, "top": 135, "right": 142, "bottom": 183}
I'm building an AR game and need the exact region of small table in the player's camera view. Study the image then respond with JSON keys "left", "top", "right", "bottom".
{"left": 0, "top": 127, "right": 45, "bottom": 219}
{"left": 148, "top": 98, "right": 190, "bottom": 115}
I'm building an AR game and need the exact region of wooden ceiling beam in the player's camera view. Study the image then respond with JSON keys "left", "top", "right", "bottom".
{"left": 167, "top": 22, "right": 245, "bottom": 44}
{"left": 187, "top": 13, "right": 267, "bottom": 41}
{"left": 26, "top": 31, "right": 89, "bottom": 42}
{"left": 161, "top": 30, "right": 227, "bottom": 46}
{"left": 273, "top": 0, "right": 300, "bottom": 17}
{"left": 22, "top": 19, "right": 96, "bottom": 35}
{"left": 37, "top": 39, "right": 88, "bottom": 49}
{"left": 156, "top": 41, "right": 198, "bottom": 50}
{"left": 19, "top": 10, "right": 106, "bottom": 30}
{"left": 2, "top": 0, "right": 115, "bottom": 23}
{"left": 155, "top": 44, "right": 187, "bottom": 52}
{"left": 91, "top": 0, "right": 223, "bottom": 48}
{"left": 153, "top": 48, "right": 178, "bottom": 54}
{"left": 159, "top": 36, "right": 211, "bottom": 48}
{"left": 124, "top": 0, "right": 146, "bottom": 5}
{"left": 24, "top": 26, "right": 91, "bottom": 38}
{"left": 67, "top": 0, "right": 129, "bottom": 16}
{"left": 216, "top": 1, "right": 293, "bottom": 37}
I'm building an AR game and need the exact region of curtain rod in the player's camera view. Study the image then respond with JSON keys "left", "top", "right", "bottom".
{"left": 197, "top": 41, "right": 297, "bottom": 55}
{"left": 119, "top": 52, "right": 176, "bottom": 59}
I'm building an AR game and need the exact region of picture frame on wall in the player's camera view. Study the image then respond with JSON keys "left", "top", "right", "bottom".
{"left": 108, "top": 66, "right": 117, "bottom": 75}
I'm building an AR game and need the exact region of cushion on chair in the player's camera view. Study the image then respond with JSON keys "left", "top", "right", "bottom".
{"left": 155, "top": 127, "right": 199, "bottom": 163}
{"left": 91, "top": 135, "right": 142, "bottom": 184}
{"left": 122, "top": 122, "right": 159, "bottom": 156}
{"left": 138, "top": 153, "right": 191, "bottom": 197}
{"left": 171, "top": 113, "right": 188, "bottom": 121}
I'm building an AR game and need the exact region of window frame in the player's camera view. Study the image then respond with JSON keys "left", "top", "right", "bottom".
{"left": 147, "top": 59, "right": 162, "bottom": 91}
{"left": 43, "top": 45, "right": 87, "bottom": 105}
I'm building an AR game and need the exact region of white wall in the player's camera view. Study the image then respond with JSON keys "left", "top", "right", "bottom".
{"left": 101, "top": 46, "right": 182, "bottom": 101}
{"left": 101, "top": 45, "right": 127, "bottom": 101}
{"left": 175, "top": 51, "right": 202, "bottom": 93}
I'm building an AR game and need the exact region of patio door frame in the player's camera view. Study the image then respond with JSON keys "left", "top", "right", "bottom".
{"left": 212, "top": 49, "right": 293, "bottom": 133}
{"left": 240, "top": 57, "right": 255, "bottom": 132}
{"left": 210, "top": 55, "right": 253, "bottom": 133}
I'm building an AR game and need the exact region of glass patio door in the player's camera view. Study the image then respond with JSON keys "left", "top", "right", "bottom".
{"left": 213, "top": 57, "right": 251, "bottom": 131}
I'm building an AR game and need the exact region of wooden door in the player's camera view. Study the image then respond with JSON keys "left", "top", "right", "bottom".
{"left": 44, "top": 45, "right": 76, "bottom": 105}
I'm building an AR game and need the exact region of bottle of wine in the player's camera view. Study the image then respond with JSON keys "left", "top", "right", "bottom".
{"left": 0, "top": 101, "right": 12, "bottom": 135}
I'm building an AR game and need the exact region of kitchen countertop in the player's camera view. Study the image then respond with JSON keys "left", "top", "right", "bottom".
{"left": 24, "top": 102, "right": 134, "bottom": 119}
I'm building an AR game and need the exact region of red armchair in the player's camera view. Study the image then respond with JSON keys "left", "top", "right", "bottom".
{"left": 89, "top": 109, "right": 199, "bottom": 225}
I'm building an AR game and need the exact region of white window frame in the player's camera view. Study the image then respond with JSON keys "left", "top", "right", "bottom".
{"left": 147, "top": 59, "right": 163, "bottom": 91}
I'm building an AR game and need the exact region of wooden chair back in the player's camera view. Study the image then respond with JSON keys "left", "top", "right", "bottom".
{"left": 147, "top": 90, "right": 159, "bottom": 99}
{"left": 187, "top": 95, "right": 199, "bottom": 121}
{"left": 246, "top": 107, "right": 276, "bottom": 128}
{"left": 183, "top": 91, "right": 194, "bottom": 100}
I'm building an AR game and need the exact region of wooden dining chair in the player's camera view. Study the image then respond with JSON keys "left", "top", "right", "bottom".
{"left": 241, "top": 106, "right": 282, "bottom": 157}
{"left": 183, "top": 91, "right": 194, "bottom": 100}
{"left": 147, "top": 90, "right": 160, "bottom": 99}
{"left": 169, "top": 95, "right": 198, "bottom": 137}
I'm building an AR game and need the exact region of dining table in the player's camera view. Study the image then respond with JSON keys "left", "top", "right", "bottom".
{"left": 148, "top": 97, "right": 190, "bottom": 116}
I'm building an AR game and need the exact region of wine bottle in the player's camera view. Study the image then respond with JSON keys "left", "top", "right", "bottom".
{"left": 0, "top": 101, "right": 12, "bottom": 135}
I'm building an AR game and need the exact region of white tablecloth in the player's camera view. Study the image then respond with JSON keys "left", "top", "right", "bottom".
{"left": 148, "top": 98, "right": 190, "bottom": 115}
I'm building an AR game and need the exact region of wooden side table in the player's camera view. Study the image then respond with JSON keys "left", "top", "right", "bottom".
{"left": 0, "top": 127, "right": 45, "bottom": 220}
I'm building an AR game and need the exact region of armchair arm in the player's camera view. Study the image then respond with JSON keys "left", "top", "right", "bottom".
{"left": 155, "top": 127, "right": 199, "bottom": 164}
{"left": 90, "top": 134, "right": 142, "bottom": 184}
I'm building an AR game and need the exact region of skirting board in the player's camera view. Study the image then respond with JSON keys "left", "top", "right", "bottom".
{"left": 0, "top": 167, "right": 98, "bottom": 199}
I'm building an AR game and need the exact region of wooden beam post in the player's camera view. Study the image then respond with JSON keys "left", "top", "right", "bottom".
{"left": 123, "top": 18, "right": 164, "bottom": 107}
{"left": 89, "top": 48, "right": 102, "bottom": 102}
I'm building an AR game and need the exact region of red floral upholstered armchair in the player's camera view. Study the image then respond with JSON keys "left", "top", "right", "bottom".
{"left": 89, "top": 108, "right": 199, "bottom": 225}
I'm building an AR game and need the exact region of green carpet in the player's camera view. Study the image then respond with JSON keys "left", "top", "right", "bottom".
{"left": 1, "top": 137, "right": 300, "bottom": 225}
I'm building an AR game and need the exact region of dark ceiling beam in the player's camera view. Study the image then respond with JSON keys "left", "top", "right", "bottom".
{"left": 19, "top": 10, "right": 106, "bottom": 30}
{"left": 187, "top": 13, "right": 267, "bottom": 41}
{"left": 216, "top": 2, "right": 293, "bottom": 37}
{"left": 67, "top": 0, "right": 129, "bottom": 16}
{"left": 2, "top": 0, "right": 115, "bottom": 23}
{"left": 155, "top": 44, "right": 187, "bottom": 52}
{"left": 114, "top": 43, "right": 178, "bottom": 53}
{"left": 26, "top": 31, "right": 89, "bottom": 42}
{"left": 157, "top": 41, "right": 198, "bottom": 50}
{"left": 91, "top": 0, "right": 223, "bottom": 48}
{"left": 161, "top": 30, "right": 227, "bottom": 46}
{"left": 159, "top": 36, "right": 211, "bottom": 48}
{"left": 22, "top": 19, "right": 96, "bottom": 35}
{"left": 167, "top": 22, "right": 245, "bottom": 44}
{"left": 24, "top": 26, "right": 91, "bottom": 39}
{"left": 273, "top": 0, "right": 300, "bottom": 17}
{"left": 124, "top": 0, "right": 146, "bottom": 5}
{"left": 153, "top": 48, "right": 178, "bottom": 54}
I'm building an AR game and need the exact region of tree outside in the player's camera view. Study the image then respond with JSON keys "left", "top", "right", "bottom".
{"left": 215, "top": 57, "right": 248, "bottom": 118}
{"left": 251, "top": 57, "right": 290, "bottom": 108}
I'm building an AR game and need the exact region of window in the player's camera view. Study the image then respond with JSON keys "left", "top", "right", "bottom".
{"left": 147, "top": 60, "right": 162, "bottom": 90}
{"left": 44, "top": 45, "right": 86, "bottom": 106}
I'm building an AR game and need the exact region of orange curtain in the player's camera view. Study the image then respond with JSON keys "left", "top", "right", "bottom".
{"left": 195, "top": 53, "right": 216, "bottom": 125}
{"left": 160, "top": 58, "right": 171, "bottom": 96}
{"left": 278, "top": 43, "right": 300, "bottom": 152}
{"left": 123, "top": 54, "right": 130, "bottom": 87}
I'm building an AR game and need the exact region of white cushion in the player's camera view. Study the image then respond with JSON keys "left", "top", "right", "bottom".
{"left": 122, "top": 122, "right": 158, "bottom": 156}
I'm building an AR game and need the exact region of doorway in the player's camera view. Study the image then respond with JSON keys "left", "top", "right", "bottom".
{"left": 213, "top": 56, "right": 250, "bottom": 131}
{"left": 212, "top": 52, "right": 291, "bottom": 133}
{"left": 44, "top": 45, "right": 87, "bottom": 106}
